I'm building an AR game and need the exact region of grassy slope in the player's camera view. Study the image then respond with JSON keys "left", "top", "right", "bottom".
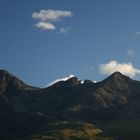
{"left": 21, "top": 122, "right": 113, "bottom": 140}
{"left": 13, "top": 117, "right": 140, "bottom": 140}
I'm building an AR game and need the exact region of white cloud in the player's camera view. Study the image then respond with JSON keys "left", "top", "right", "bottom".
{"left": 35, "top": 21, "right": 56, "bottom": 30}
{"left": 32, "top": 9, "right": 73, "bottom": 22}
{"left": 99, "top": 60, "right": 140, "bottom": 77}
{"left": 46, "top": 74, "right": 75, "bottom": 87}
{"left": 32, "top": 9, "right": 73, "bottom": 31}
{"left": 127, "top": 49, "right": 135, "bottom": 58}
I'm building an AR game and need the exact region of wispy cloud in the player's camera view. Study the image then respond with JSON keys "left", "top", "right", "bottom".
{"left": 122, "top": 32, "right": 140, "bottom": 40}
{"left": 46, "top": 74, "right": 74, "bottom": 87}
{"left": 99, "top": 60, "right": 140, "bottom": 77}
{"left": 85, "top": 66, "right": 94, "bottom": 71}
{"left": 59, "top": 27, "right": 72, "bottom": 34}
{"left": 32, "top": 9, "right": 73, "bottom": 31}
{"left": 134, "top": 32, "right": 140, "bottom": 38}
{"left": 127, "top": 49, "right": 135, "bottom": 58}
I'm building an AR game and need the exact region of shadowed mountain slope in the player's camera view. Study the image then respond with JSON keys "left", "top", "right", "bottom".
{"left": 0, "top": 70, "right": 140, "bottom": 139}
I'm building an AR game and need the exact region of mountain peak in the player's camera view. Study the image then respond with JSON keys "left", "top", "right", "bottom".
{"left": 0, "top": 69, "right": 13, "bottom": 77}
{"left": 48, "top": 76, "right": 80, "bottom": 89}
{"left": 103, "top": 71, "right": 132, "bottom": 84}
{"left": 0, "top": 69, "right": 38, "bottom": 92}
{"left": 111, "top": 71, "right": 124, "bottom": 78}
{"left": 109, "top": 71, "right": 128, "bottom": 78}
{"left": 66, "top": 76, "right": 80, "bottom": 86}
{"left": 0, "top": 69, "right": 8, "bottom": 73}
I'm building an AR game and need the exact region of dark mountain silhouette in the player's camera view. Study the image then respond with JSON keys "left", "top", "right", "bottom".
{"left": 0, "top": 70, "right": 140, "bottom": 140}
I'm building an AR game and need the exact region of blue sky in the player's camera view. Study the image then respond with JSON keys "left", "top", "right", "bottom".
{"left": 1, "top": 0, "right": 140, "bottom": 87}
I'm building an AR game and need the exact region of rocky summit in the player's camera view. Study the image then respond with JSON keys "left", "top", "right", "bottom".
{"left": 0, "top": 70, "right": 140, "bottom": 140}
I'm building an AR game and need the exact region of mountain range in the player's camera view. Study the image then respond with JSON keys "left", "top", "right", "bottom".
{"left": 0, "top": 69, "right": 140, "bottom": 140}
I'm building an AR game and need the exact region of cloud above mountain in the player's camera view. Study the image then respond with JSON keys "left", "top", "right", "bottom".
{"left": 46, "top": 74, "right": 75, "bottom": 87}
{"left": 99, "top": 60, "right": 140, "bottom": 77}
{"left": 32, "top": 9, "right": 73, "bottom": 30}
